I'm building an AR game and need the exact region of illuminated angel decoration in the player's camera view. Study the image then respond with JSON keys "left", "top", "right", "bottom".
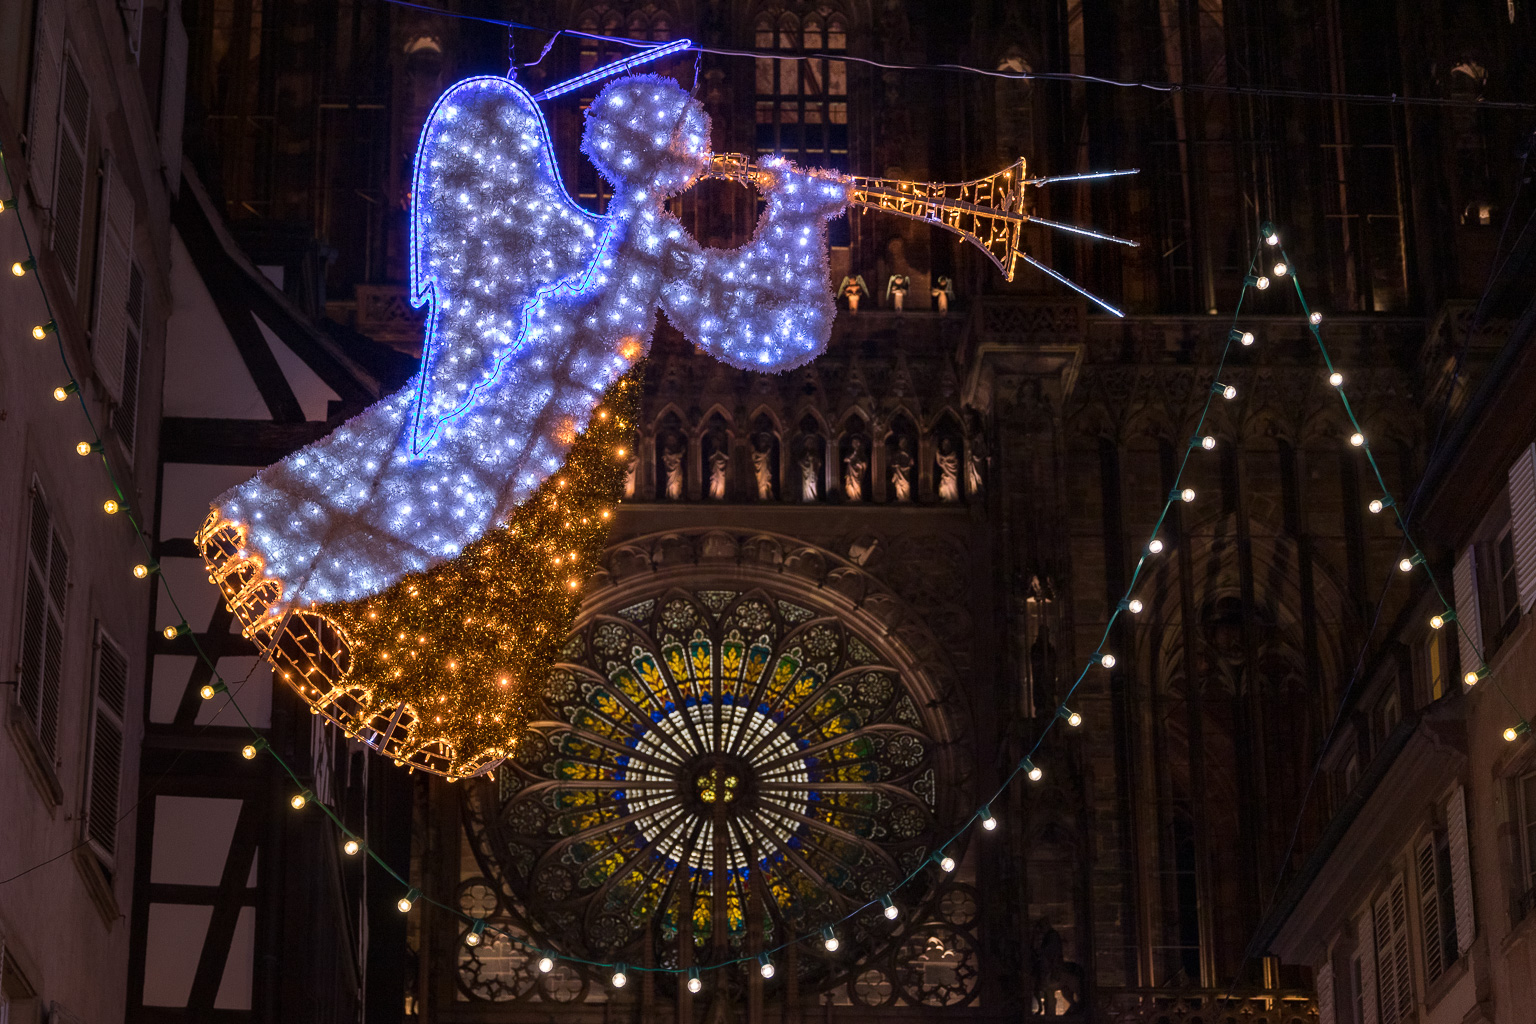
{"left": 198, "top": 73, "right": 851, "bottom": 776}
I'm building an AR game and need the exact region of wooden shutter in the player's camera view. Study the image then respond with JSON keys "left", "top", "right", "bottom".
{"left": 1358, "top": 906, "right": 1379, "bottom": 1024}
{"left": 1417, "top": 838, "right": 1444, "bottom": 984}
{"left": 17, "top": 486, "right": 68, "bottom": 761}
{"left": 112, "top": 263, "right": 145, "bottom": 456}
{"left": 1447, "top": 785, "right": 1475, "bottom": 953}
{"left": 1510, "top": 444, "right": 1536, "bottom": 613}
{"left": 1374, "top": 880, "right": 1412, "bottom": 1024}
{"left": 1316, "top": 959, "right": 1335, "bottom": 1024}
{"left": 92, "top": 154, "right": 135, "bottom": 400}
{"left": 52, "top": 49, "right": 91, "bottom": 292}
{"left": 1453, "top": 546, "right": 1482, "bottom": 685}
{"left": 26, "top": 0, "right": 63, "bottom": 210}
{"left": 85, "top": 628, "right": 128, "bottom": 863}
{"left": 158, "top": 0, "right": 187, "bottom": 194}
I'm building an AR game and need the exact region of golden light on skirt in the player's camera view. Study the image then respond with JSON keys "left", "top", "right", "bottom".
{"left": 197, "top": 367, "right": 643, "bottom": 778}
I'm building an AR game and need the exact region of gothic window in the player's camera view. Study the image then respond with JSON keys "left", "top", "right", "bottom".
{"left": 754, "top": 5, "right": 849, "bottom": 244}
{"left": 465, "top": 586, "right": 952, "bottom": 994}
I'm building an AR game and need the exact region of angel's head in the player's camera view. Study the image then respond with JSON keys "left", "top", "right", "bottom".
{"left": 583, "top": 74, "right": 711, "bottom": 198}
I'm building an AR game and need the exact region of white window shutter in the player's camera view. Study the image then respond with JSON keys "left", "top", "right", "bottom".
{"left": 158, "top": 0, "right": 187, "bottom": 194}
{"left": 85, "top": 629, "right": 128, "bottom": 864}
{"left": 1417, "top": 838, "right": 1443, "bottom": 983}
{"left": 1509, "top": 444, "right": 1536, "bottom": 612}
{"left": 1447, "top": 785, "right": 1475, "bottom": 953}
{"left": 92, "top": 154, "right": 135, "bottom": 400}
{"left": 51, "top": 50, "right": 91, "bottom": 292}
{"left": 1358, "top": 906, "right": 1379, "bottom": 1024}
{"left": 1454, "top": 546, "right": 1483, "bottom": 685}
{"left": 112, "top": 263, "right": 145, "bottom": 456}
{"left": 26, "top": 0, "right": 64, "bottom": 211}
{"left": 1316, "top": 959, "right": 1336, "bottom": 1024}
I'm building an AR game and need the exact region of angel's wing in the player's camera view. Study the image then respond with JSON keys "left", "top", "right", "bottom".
{"left": 408, "top": 76, "right": 602, "bottom": 455}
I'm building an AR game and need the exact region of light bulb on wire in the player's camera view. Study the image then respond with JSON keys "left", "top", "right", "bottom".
{"left": 1329, "top": 372, "right": 1343, "bottom": 387}
{"left": 1147, "top": 538, "right": 1164, "bottom": 555}
{"left": 757, "top": 954, "right": 775, "bottom": 979}
{"left": 686, "top": 968, "right": 702, "bottom": 993}
{"left": 939, "top": 853, "right": 956, "bottom": 873}
{"left": 1369, "top": 499, "right": 1385, "bottom": 514}
{"left": 881, "top": 894, "right": 899, "bottom": 920}
{"left": 612, "top": 966, "right": 629, "bottom": 989}
{"left": 822, "top": 925, "right": 840, "bottom": 951}
{"left": 465, "top": 919, "right": 486, "bottom": 946}
{"left": 1273, "top": 262, "right": 1288, "bottom": 277}
{"left": 1201, "top": 435, "right": 1216, "bottom": 450}
{"left": 1100, "top": 652, "right": 1117, "bottom": 668}
{"left": 397, "top": 888, "right": 419, "bottom": 913}
{"left": 1349, "top": 432, "right": 1365, "bottom": 447}
{"left": 539, "top": 957, "right": 555, "bottom": 974}
{"left": 344, "top": 838, "right": 361, "bottom": 856}
{"left": 241, "top": 743, "right": 258, "bottom": 759}
{"left": 1024, "top": 757, "right": 1043, "bottom": 782}
{"left": 980, "top": 805, "right": 998, "bottom": 830}
{"left": 1309, "top": 311, "right": 1323, "bottom": 325}
{"left": 1180, "top": 487, "right": 1196, "bottom": 503}
{"left": 1128, "top": 598, "right": 1144, "bottom": 614}
{"left": 11, "top": 259, "right": 34, "bottom": 276}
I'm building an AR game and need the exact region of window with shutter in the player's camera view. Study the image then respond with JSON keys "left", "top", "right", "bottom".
{"left": 1516, "top": 772, "right": 1536, "bottom": 921}
{"left": 1317, "top": 959, "right": 1336, "bottom": 1024}
{"left": 1374, "top": 880, "right": 1413, "bottom": 1024}
{"left": 16, "top": 483, "right": 69, "bottom": 761}
{"left": 1453, "top": 546, "right": 1482, "bottom": 684}
{"left": 85, "top": 627, "right": 128, "bottom": 865}
{"left": 1357, "top": 907, "right": 1379, "bottom": 1024}
{"left": 1417, "top": 831, "right": 1458, "bottom": 985}
{"left": 51, "top": 48, "right": 90, "bottom": 292}
{"left": 26, "top": 0, "right": 63, "bottom": 210}
{"left": 1508, "top": 444, "right": 1536, "bottom": 613}
{"left": 92, "top": 153, "right": 135, "bottom": 401}
{"left": 112, "top": 262, "right": 144, "bottom": 456}
{"left": 1446, "top": 785, "right": 1475, "bottom": 952}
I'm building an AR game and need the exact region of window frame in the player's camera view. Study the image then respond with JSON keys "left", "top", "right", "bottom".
{"left": 1515, "top": 770, "right": 1536, "bottom": 922}
{"left": 15, "top": 476, "right": 70, "bottom": 768}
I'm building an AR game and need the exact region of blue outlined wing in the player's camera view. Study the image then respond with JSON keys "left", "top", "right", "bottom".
{"left": 408, "top": 76, "right": 602, "bottom": 455}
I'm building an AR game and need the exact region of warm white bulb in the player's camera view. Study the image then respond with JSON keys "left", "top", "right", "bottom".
{"left": 1310, "top": 311, "right": 1323, "bottom": 325}
{"left": 1181, "top": 488, "right": 1196, "bottom": 503}
{"left": 1273, "top": 262, "right": 1288, "bottom": 277}
{"left": 1369, "top": 499, "right": 1384, "bottom": 514}
{"left": 76, "top": 441, "right": 92, "bottom": 456}
{"left": 465, "top": 931, "right": 480, "bottom": 946}
{"left": 1148, "top": 539, "right": 1164, "bottom": 554}
{"left": 291, "top": 793, "right": 307, "bottom": 810}
{"left": 1429, "top": 615, "right": 1444, "bottom": 630}
{"left": 1506, "top": 727, "right": 1520, "bottom": 742}
{"left": 32, "top": 325, "right": 47, "bottom": 340}
{"left": 824, "top": 935, "right": 840, "bottom": 951}
{"left": 759, "top": 960, "right": 775, "bottom": 979}
{"left": 1067, "top": 710, "right": 1082, "bottom": 727}
{"left": 133, "top": 563, "right": 149, "bottom": 578}
{"left": 397, "top": 896, "right": 414, "bottom": 913}
{"left": 1329, "top": 372, "right": 1343, "bottom": 386}
{"left": 1239, "top": 331, "right": 1254, "bottom": 346}
{"left": 104, "top": 499, "right": 119, "bottom": 514}
{"left": 1201, "top": 435, "right": 1215, "bottom": 450}
{"left": 687, "top": 975, "right": 702, "bottom": 993}
{"left": 612, "top": 970, "right": 628, "bottom": 988}
{"left": 1349, "top": 432, "right": 1365, "bottom": 447}
{"left": 10, "top": 261, "right": 25, "bottom": 276}
{"left": 1222, "top": 385, "right": 1237, "bottom": 400}
{"left": 241, "top": 744, "right": 257, "bottom": 759}
{"left": 1399, "top": 557, "right": 1414, "bottom": 572}
{"left": 1256, "top": 276, "right": 1270, "bottom": 290}
{"left": 982, "top": 814, "right": 998, "bottom": 830}
{"left": 1101, "top": 653, "right": 1117, "bottom": 668}
{"left": 1464, "top": 671, "right": 1480, "bottom": 686}
{"left": 1128, "top": 598, "right": 1144, "bottom": 614}
{"left": 883, "top": 902, "right": 899, "bottom": 920}
{"left": 1028, "top": 764, "right": 1044, "bottom": 782}
{"left": 52, "top": 386, "right": 68, "bottom": 402}
{"left": 162, "top": 625, "right": 179, "bottom": 639}
{"left": 344, "top": 839, "right": 360, "bottom": 855}
{"left": 539, "top": 957, "right": 554, "bottom": 973}
{"left": 1265, "top": 231, "right": 1280, "bottom": 246}
{"left": 939, "top": 855, "right": 956, "bottom": 873}
{"left": 200, "top": 683, "right": 216, "bottom": 700}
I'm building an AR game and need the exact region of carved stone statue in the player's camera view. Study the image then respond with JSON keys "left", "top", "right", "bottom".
{"left": 966, "top": 439, "right": 985, "bottom": 498}
{"left": 798, "top": 446, "right": 821, "bottom": 502}
{"left": 886, "top": 273, "right": 910, "bottom": 312}
{"left": 889, "top": 436, "right": 914, "bottom": 502}
{"left": 623, "top": 453, "right": 638, "bottom": 498}
{"left": 707, "top": 447, "right": 729, "bottom": 500}
{"left": 843, "top": 437, "right": 869, "bottom": 502}
{"left": 931, "top": 275, "right": 955, "bottom": 314}
{"left": 1030, "top": 919, "right": 1083, "bottom": 1016}
{"left": 751, "top": 433, "right": 775, "bottom": 500}
{"left": 936, "top": 438, "right": 961, "bottom": 502}
{"left": 838, "top": 275, "right": 869, "bottom": 313}
{"left": 662, "top": 444, "right": 684, "bottom": 501}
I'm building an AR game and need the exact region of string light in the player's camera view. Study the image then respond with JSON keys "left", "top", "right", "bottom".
{"left": 1349, "top": 432, "right": 1365, "bottom": 447}
{"left": 979, "top": 806, "right": 998, "bottom": 830}
{"left": 1147, "top": 539, "right": 1164, "bottom": 554}
{"left": 1430, "top": 611, "right": 1453, "bottom": 630}
{"left": 291, "top": 790, "right": 311, "bottom": 810}
{"left": 76, "top": 440, "right": 101, "bottom": 455}
{"left": 1368, "top": 499, "right": 1386, "bottom": 513}
{"left": 344, "top": 838, "right": 361, "bottom": 856}
{"left": 1263, "top": 223, "right": 1280, "bottom": 245}
{"left": 1201, "top": 435, "right": 1216, "bottom": 450}
{"left": 103, "top": 499, "right": 121, "bottom": 515}
{"left": 611, "top": 965, "right": 629, "bottom": 989}
{"left": 52, "top": 382, "right": 77, "bottom": 401}
{"left": 938, "top": 853, "right": 956, "bottom": 873}
{"left": 881, "top": 894, "right": 899, "bottom": 920}
{"left": 199, "top": 680, "right": 229, "bottom": 700}
{"left": 1127, "top": 598, "right": 1144, "bottom": 614}
{"left": 241, "top": 743, "right": 258, "bottom": 759}
{"left": 1100, "top": 652, "right": 1117, "bottom": 668}
{"left": 757, "top": 954, "right": 775, "bottom": 979}
{"left": 1329, "top": 372, "right": 1343, "bottom": 386}
{"left": 1179, "top": 487, "right": 1196, "bottom": 502}
{"left": 31, "top": 320, "right": 55, "bottom": 339}
{"left": 133, "top": 562, "right": 158, "bottom": 578}
{"left": 1230, "top": 328, "right": 1254, "bottom": 346}
{"left": 1272, "top": 262, "right": 1288, "bottom": 277}
{"left": 397, "top": 888, "right": 420, "bottom": 913}
{"left": 465, "top": 919, "right": 487, "bottom": 946}
{"left": 1024, "top": 758, "right": 1043, "bottom": 782}
{"left": 1220, "top": 384, "right": 1238, "bottom": 400}
{"left": 686, "top": 968, "right": 702, "bottom": 992}
{"left": 1464, "top": 668, "right": 1483, "bottom": 686}
{"left": 1059, "top": 706, "right": 1082, "bottom": 727}
{"left": 1309, "top": 311, "right": 1323, "bottom": 325}
{"left": 1399, "top": 554, "right": 1423, "bottom": 572}
{"left": 1505, "top": 722, "right": 1529, "bottom": 742}
{"left": 162, "top": 622, "right": 188, "bottom": 639}
{"left": 11, "top": 258, "right": 33, "bottom": 276}
{"left": 821, "top": 925, "right": 840, "bottom": 951}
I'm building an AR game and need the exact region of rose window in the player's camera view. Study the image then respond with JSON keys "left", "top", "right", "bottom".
{"left": 468, "top": 584, "right": 956, "bottom": 985}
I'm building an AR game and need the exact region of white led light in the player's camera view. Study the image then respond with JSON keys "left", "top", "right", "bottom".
{"left": 209, "top": 74, "right": 854, "bottom": 617}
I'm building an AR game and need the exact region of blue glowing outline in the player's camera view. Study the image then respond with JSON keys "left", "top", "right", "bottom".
{"left": 533, "top": 38, "right": 693, "bottom": 101}
{"left": 406, "top": 75, "right": 604, "bottom": 457}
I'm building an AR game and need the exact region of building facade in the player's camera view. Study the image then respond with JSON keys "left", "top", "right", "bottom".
{"left": 0, "top": 0, "right": 179, "bottom": 1018}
